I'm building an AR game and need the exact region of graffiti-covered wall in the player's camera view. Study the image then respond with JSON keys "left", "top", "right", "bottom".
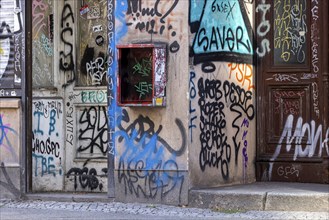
{"left": 4, "top": 0, "right": 327, "bottom": 205}
{"left": 0, "top": 100, "right": 22, "bottom": 199}
{"left": 31, "top": 0, "right": 110, "bottom": 193}
{"left": 0, "top": 0, "right": 25, "bottom": 199}
{"left": 27, "top": 0, "right": 268, "bottom": 202}
{"left": 0, "top": 0, "right": 24, "bottom": 96}
{"left": 188, "top": 0, "right": 256, "bottom": 187}
{"left": 32, "top": 99, "right": 64, "bottom": 191}
{"left": 112, "top": 0, "right": 189, "bottom": 205}
{"left": 255, "top": 0, "right": 329, "bottom": 183}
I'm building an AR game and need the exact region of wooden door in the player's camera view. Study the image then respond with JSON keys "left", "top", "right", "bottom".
{"left": 256, "top": 0, "right": 329, "bottom": 183}
{"left": 31, "top": 0, "right": 111, "bottom": 192}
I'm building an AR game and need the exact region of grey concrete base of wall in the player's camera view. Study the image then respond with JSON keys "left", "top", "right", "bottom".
{"left": 0, "top": 166, "right": 22, "bottom": 200}
{"left": 189, "top": 182, "right": 329, "bottom": 212}
{"left": 26, "top": 193, "right": 113, "bottom": 203}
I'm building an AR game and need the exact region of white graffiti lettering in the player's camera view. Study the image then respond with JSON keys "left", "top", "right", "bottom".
{"left": 256, "top": 0, "right": 271, "bottom": 57}
{"left": 269, "top": 115, "right": 329, "bottom": 180}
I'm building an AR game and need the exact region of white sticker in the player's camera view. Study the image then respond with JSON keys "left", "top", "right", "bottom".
{"left": 93, "top": 25, "right": 103, "bottom": 33}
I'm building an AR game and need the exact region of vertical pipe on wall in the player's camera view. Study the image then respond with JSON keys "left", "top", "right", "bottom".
{"left": 24, "top": 0, "right": 32, "bottom": 193}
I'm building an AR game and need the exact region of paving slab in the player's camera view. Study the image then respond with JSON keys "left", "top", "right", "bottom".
{"left": 189, "top": 182, "right": 329, "bottom": 212}
{"left": 21, "top": 182, "right": 329, "bottom": 212}
{"left": 1, "top": 200, "right": 328, "bottom": 220}
{"left": 26, "top": 192, "right": 113, "bottom": 203}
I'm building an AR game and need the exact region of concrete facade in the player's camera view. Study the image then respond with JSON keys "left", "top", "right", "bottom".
{"left": 0, "top": 99, "right": 22, "bottom": 199}
{"left": 188, "top": 0, "right": 256, "bottom": 188}
{"left": 0, "top": 0, "right": 328, "bottom": 207}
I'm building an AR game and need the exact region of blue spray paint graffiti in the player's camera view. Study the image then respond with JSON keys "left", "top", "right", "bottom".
{"left": 189, "top": 0, "right": 253, "bottom": 65}
{"left": 107, "top": 0, "right": 128, "bottom": 156}
{"left": 32, "top": 153, "right": 58, "bottom": 177}
{"left": 111, "top": 1, "right": 187, "bottom": 202}
{"left": 116, "top": 109, "right": 186, "bottom": 202}
{"left": 32, "top": 100, "right": 63, "bottom": 178}
{"left": 0, "top": 114, "right": 18, "bottom": 161}
{"left": 48, "top": 109, "right": 57, "bottom": 136}
{"left": 189, "top": 71, "right": 197, "bottom": 142}
{"left": 116, "top": 0, "right": 128, "bottom": 41}
{"left": 106, "top": 0, "right": 126, "bottom": 196}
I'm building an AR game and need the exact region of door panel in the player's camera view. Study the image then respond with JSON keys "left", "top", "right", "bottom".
{"left": 256, "top": 0, "right": 329, "bottom": 183}
{"left": 32, "top": 0, "right": 110, "bottom": 192}
{"left": 64, "top": 0, "right": 109, "bottom": 192}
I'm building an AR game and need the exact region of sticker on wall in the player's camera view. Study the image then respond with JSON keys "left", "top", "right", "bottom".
{"left": 48, "top": 14, "right": 54, "bottom": 42}
{"left": 154, "top": 97, "right": 165, "bottom": 106}
{"left": 87, "top": 5, "right": 101, "bottom": 19}
{"left": 80, "top": 5, "right": 89, "bottom": 15}
{"left": 93, "top": 25, "right": 103, "bottom": 33}
{"left": 95, "top": 35, "right": 104, "bottom": 46}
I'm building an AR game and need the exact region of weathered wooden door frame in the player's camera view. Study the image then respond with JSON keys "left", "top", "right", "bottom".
{"left": 24, "top": 0, "right": 117, "bottom": 195}
{"left": 255, "top": 0, "right": 329, "bottom": 183}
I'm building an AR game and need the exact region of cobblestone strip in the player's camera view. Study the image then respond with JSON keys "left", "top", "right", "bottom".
{"left": 1, "top": 200, "right": 328, "bottom": 220}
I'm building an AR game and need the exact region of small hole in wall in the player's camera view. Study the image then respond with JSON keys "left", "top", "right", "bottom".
{"left": 119, "top": 48, "right": 153, "bottom": 104}
{"left": 117, "top": 44, "right": 167, "bottom": 107}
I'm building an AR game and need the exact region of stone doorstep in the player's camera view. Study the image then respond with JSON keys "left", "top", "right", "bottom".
{"left": 188, "top": 182, "right": 329, "bottom": 212}
{"left": 24, "top": 182, "right": 329, "bottom": 212}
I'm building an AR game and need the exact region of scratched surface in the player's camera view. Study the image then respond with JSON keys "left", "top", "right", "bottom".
{"left": 0, "top": 102, "right": 20, "bottom": 166}
{"left": 32, "top": 0, "right": 54, "bottom": 87}
{"left": 31, "top": 99, "right": 64, "bottom": 191}
{"left": 0, "top": 99, "right": 21, "bottom": 199}
{"left": 77, "top": 0, "right": 108, "bottom": 86}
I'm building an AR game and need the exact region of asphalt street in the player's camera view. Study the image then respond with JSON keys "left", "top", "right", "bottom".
{"left": 0, "top": 200, "right": 328, "bottom": 220}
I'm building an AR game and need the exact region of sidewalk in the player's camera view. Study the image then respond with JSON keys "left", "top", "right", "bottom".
{"left": 189, "top": 182, "right": 329, "bottom": 212}
{"left": 1, "top": 182, "right": 327, "bottom": 220}
{"left": 25, "top": 182, "right": 329, "bottom": 212}
{"left": 1, "top": 199, "right": 328, "bottom": 220}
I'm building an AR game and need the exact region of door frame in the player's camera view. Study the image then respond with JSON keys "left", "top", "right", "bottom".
{"left": 255, "top": 0, "right": 329, "bottom": 183}
{"left": 24, "top": 0, "right": 33, "bottom": 194}
{"left": 24, "top": 0, "right": 117, "bottom": 195}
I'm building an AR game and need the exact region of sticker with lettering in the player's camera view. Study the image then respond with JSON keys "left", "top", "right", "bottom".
{"left": 80, "top": 5, "right": 89, "bottom": 16}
